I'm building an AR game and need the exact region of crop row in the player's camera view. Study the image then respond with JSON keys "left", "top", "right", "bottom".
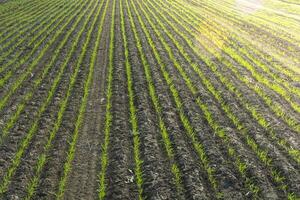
{"left": 169, "top": 0, "right": 300, "bottom": 95}
{"left": 151, "top": 0, "right": 300, "bottom": 159}
{"left": 0, "top": 0, "right": 298, "bottom": 198}
{"left": 56, "top": 0, "right": 110, "bottom": 198}
{"left": 0, "top": 0, "right": 64, "bottom": 64}
{"left": 186, "top": 0, "right": 300, "bottom": 74}
{"left": 0, "top": 0, "right": 78, "bottom": 85}
{"left": 0, "top": 0, "right": 82, "bottom": 94}
{"left": 0, "top": 0, "right": 60, "bottom": 47}
{"left": 164, "top": 0, "right": 300, "bottom": 135}
{"left": 0, "top": 0, "right": 49, "bottom": 28}
{"left": 199, "top": 0, "right": 300, "bottom": 47}
{"left": 0, "top": 0, "right": 97, "bottom": 196}
{"left": 26, "top": 0, "right": 109, "bottom": 198}
{"left": 131, "top": 0, "right": 298, "bottom": 198}
{"left": 187, "top": 2, "right": 300, "bottom": 116}
{"left": 199, "top": 0, "right": 299, "bottom": 103}
{"left": 120, "top": 0, "right": 185, "bottom": 198}
{"left": 206, "top": 0, "right": 300, "bottom": 43}
{"left": 132, "top": 0, "right": 261, "bottom": 197}
{"left": 0, "top": 0, "right": 88, "bottom": 146}
{"left": 128, "top": 0, "right": 235, "bottom": 197}
{"left": 152, "top": 0, "right": 297, "bottom": 181}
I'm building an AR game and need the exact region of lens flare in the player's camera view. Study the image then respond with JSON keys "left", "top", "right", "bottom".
{"left": 235, "top": 0, "right": 263, "bottom": 15}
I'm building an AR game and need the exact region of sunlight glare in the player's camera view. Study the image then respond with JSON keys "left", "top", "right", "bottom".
{"left": 235, "top": 0, "right": 263, "bottom": 15}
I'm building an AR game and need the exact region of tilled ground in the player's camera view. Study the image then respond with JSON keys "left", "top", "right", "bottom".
{"left": 0, "top": 0, "right": 299, "bottom": 199}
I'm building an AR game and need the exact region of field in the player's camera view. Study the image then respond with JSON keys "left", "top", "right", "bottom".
{"left": 0, "top": 0, "right": 299, "bottom": 199}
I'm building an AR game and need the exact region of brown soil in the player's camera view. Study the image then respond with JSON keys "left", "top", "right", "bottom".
{"left": 0, "top": 0, "right": 299, "bottom": 199}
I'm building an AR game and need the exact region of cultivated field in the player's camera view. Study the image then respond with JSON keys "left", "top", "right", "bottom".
{"left": 0, "top": 0, "right": 299, "bottom": 199}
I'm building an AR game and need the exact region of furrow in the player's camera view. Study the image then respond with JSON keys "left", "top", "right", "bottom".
{"left": 0, "top": 0, "right": 97, "bottom": 195}
{"left": 0, "top": 0, "right": 89, "bottom": 146}
{"left": 126, "top": 0, "right": 224, "bottom": 197}
{"left": 0, "top": 0, "right": 65, "bottom": 63}
{"left": 120, "top": 0, "right": 182, "bottom": 199}
{"left": 0, "top": 0, "right": 61, "bottom": 47}
{"left": 148, "top": 0, "right": 300, "bottom": 159}
{"left": 139, "top": 0, "right": 300, "bottom": 197}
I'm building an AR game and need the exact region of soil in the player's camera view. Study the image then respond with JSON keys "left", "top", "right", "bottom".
{"left": 0, "top": 0, "right": 299, "bottom": 199}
